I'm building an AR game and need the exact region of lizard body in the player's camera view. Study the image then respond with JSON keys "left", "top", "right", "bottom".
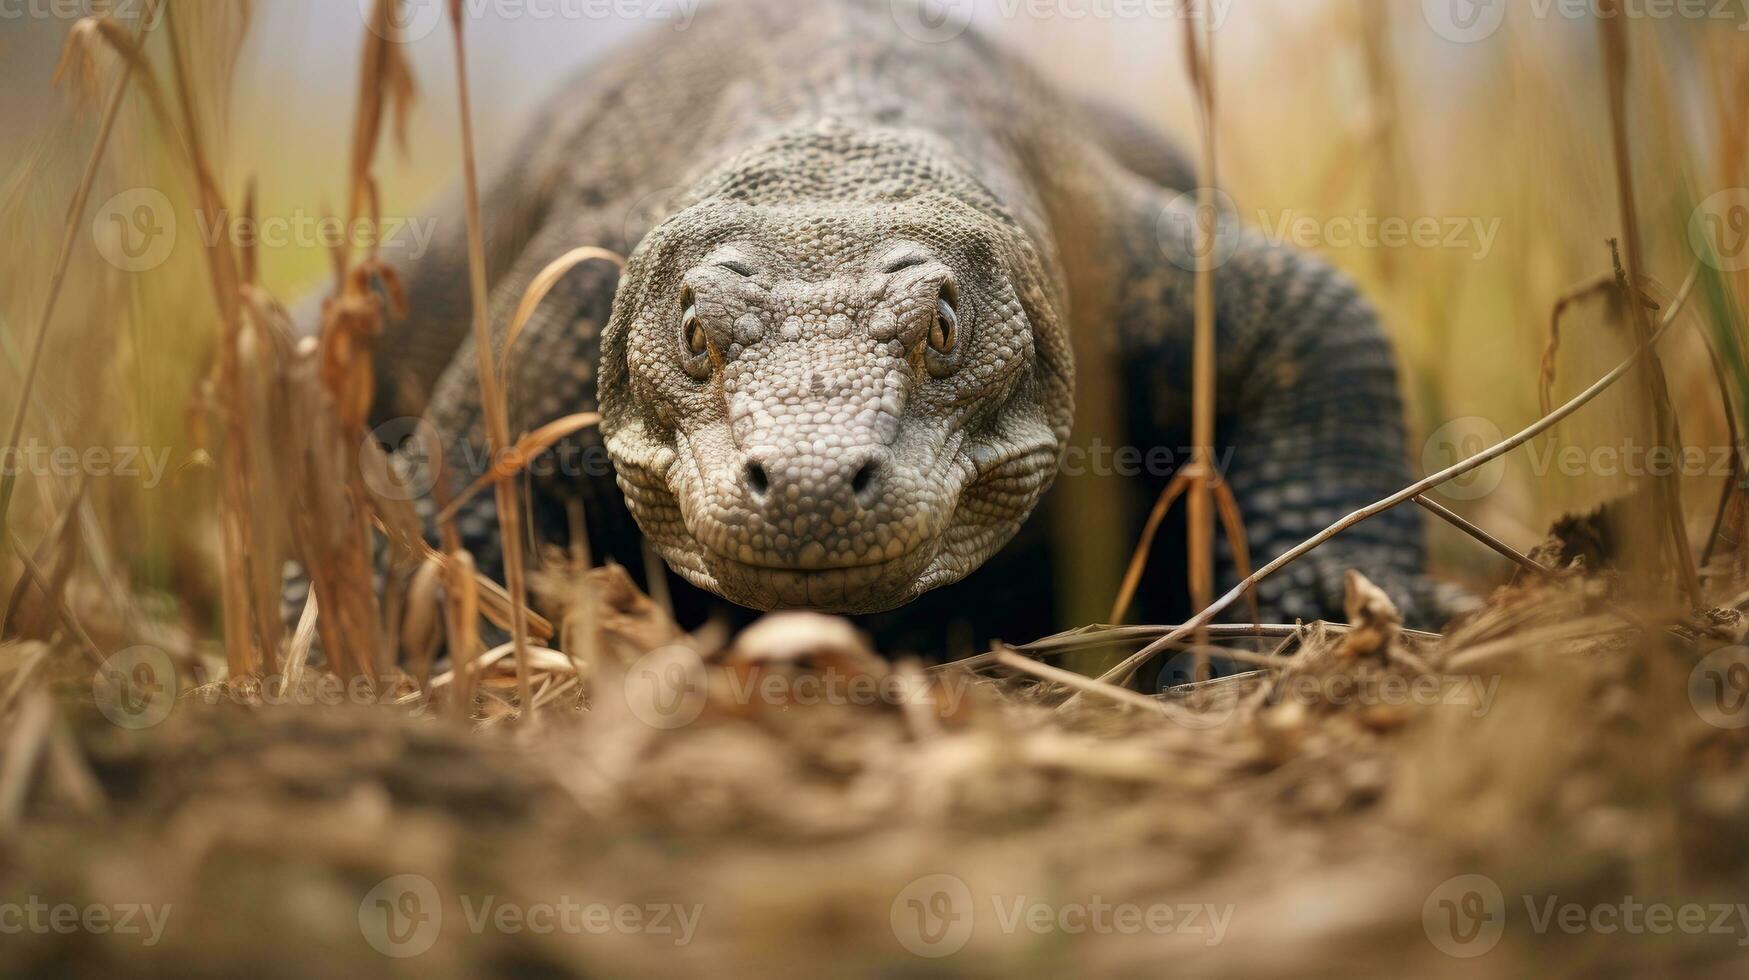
{"left": 326, "top": 0, "right": 1435, "bottom": 652}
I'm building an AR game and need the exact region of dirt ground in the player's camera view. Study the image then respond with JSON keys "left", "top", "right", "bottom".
{"left": 3, "top": 568, "right": 1748, "bottom": 979}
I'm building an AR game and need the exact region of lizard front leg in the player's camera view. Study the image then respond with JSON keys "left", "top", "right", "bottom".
{"left": 1100, "top": 176, "right": 1439, "bottom": 628}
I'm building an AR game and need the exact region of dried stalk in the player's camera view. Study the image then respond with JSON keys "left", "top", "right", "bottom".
{"left": 0, "top": 0, "right": 162, "bottom": 538}
{"left": 161, "top": 2, "right": 267, "bottom": 675}
{"left": 1413, "top": 495, "right": 1552, "bottom": 578}
{"left": 1184, "top": 0, "right": 1218, "bottom": 679}
{"left": 992, "top": 648, "right": 1171, "bottom": 718}
{"left": 1088, "top": 262, "right": 1703, "bottom": 690}
{"left": 446, "top": 0, "right": 533, "bottom": 717}
{"left": 1596, "top": 5, "right": 1701, "bottom": 605}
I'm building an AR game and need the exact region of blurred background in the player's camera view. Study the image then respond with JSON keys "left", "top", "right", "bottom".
{"left": 1, "top": 0, "right": 1745, "bottom": 641}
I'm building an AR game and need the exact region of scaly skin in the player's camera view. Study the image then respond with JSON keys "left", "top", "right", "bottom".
{"left": 327, "top": 0, "right": 1436, "bottom": 645}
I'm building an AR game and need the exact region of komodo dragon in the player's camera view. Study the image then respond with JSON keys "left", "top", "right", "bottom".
{"left": 307, "top": 0, "right": 1438, "bottom": 655}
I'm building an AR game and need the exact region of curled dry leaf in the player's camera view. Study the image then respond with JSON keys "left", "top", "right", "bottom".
{"left": 1336, "top": 570, "right": 1401, "bottom": 660}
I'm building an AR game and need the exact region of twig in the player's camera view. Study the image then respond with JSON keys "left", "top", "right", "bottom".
{"left": 992, "top": 648, "right": 1171, "bottom": 717}
{"left": 1413, "top": 495, "right": 1552, "bottom": 578}
{"left": 9, "top": 532, "right": 105, "bottom": 669}
{"left": 1089, "top": 261, "right": 1703, "bottom": 690}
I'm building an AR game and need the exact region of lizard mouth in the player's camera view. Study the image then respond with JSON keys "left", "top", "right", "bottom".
{"left": 697, "top": 539, "right": 929, "bottom": 573}
{"left": 682, "top": 542, "right": 940, "bottom": 613}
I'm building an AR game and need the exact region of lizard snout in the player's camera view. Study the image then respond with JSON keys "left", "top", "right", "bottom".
{"left": 740, "top": 448, "right": 886, "bottom": 513}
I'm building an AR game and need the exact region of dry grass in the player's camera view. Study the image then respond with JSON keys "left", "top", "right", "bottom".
{"left": 0, "top": 0, "right": 1747, "bottom": 976}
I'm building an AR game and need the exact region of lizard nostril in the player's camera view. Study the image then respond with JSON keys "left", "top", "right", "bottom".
{"left": 744, "top": 460, "right": 770, "bottom": 499}
{"left": 850, "top": 458, "right": 882, "bottom": 507}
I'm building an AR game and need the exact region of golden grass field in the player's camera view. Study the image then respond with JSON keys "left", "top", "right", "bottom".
{"left": 1, "top": 0, "right": 1748, "bottom": 975}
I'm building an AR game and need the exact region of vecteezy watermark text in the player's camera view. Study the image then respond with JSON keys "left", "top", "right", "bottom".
{"left": 620, "top": 643, "right": 969, "bottom": 730}
{"left": 358, "top": 874, "right": 701, "bottom": 958}
{"left": 890, "top": 0, "right": 1233, "bottom": 45}
{"left": 1424, "top": 874, "right": 1749, "bottom": 957}
{"left": 0, "top": 899, "right": 171, "bottom": 947}
{"left": 0, "top": 0, "right": 161, "bottom": 21}
{"left": 1421, "top": 416, "right": 1742, "bottom": 502}
{"left": 92, "top": 187, "right": 442, "bottom": 273}
{"left": 1422, "top": 0, "right": 1749, "bottom": 44}
{"left": 0, "top": 440, "right": 172, "bottom": 489}
{"left": 362, "top": 0, "right": 702, "bottom": 43}
{"left": 890, "top": 874, "right": 1232, "bottom": 957}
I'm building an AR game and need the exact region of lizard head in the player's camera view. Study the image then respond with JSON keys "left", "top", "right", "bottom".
{"left": 599, "top": 128, "right": 1074, "bottom": 614}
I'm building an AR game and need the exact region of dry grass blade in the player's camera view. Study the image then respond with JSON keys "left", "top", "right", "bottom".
{"left": 1109, "top": 2, "right": 1257, "bottom": 667}
{"left": 0, "top": 0, "right": 162, "bottom": 537}
{"left": 157, "top": 1, "right": 272, "bottom": 676}
{"left": 0, "top": 644, "right": 50, "bottom": 720}
{"left": 0, "top": 693, "right": 53, "bottom": 830}
{"left": 1183, "top": 0, "right": 1219, "bottom": 680}
{"left": 1212, "top": 478, "right": 1262, "bottom": 628}
{"left": 1089, "top": 262, "right": 1703, "bottom": 690}
{"left": 1109, "top": 469, "right": 1189, "bottom": 624}
{"left": 992, "top": 648, "right": 1171, "bottom": 717}
{"left": 2, "top": 480, "right": 87, "bottom": 640}
{"left": 444, "top": 549, "right": 482, "bottom": 717}
{"left": 1413, "top": 495, "right": 1551, "bottom": 578}
{"left": 8, "top": 533, "right": 104, "bottom": 669}
{"left": 1444, "top": 614, "right": 1626, "bottom": 671}
{"left": 345, "top": 0, "right": 417, "bottom": 273}
{"left": 498, "top": 246, "right": 625, "bottom": 390}
{"left": 1596, "top": 5, "right": 1701, "bottom": 605}
{"left": 378, "top": 518, "right": 556, "bottom": 642}
{"left": 284, "top": 589, "right": 319, "bottom": 692}
{"left": 447, "top": 0, "right": 534, "bottom": 719}
{"left": 436, "top": 413, "right": 601, "bottom": 526}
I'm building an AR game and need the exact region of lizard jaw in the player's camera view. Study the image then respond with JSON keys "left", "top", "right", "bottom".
{"left": 668, "top": 546, "right": 941, "bottom": 614}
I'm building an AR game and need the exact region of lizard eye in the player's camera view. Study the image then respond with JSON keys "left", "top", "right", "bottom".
{"left": 678, "top": 286, "right": 711, "bottom": 378}
{"left": 924, "top": 279, "right": 964, "bottom": 378}
{"left": 928, "top": 296, "right": 957, "bottom": 354}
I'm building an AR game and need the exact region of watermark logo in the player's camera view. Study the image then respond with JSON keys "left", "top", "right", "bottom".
{"left": 92, "top": 187, "right": 175, "bottom": 273}
{"left": 890, "top": 875, "right": 1233, "bottom": 957}
{"left": 1422, "top": 416, "right": 1506, "bottom": 501}
{"left": 1691, "top": 188, "right": 1749, "bottom": 273}
{"left": 623, "top": 643, "right": 711, "bottom": 729}
{"left": 891, "top": 874, "right": 976, "bottom": 957}
{"left": 1422, "top": 0, "right": 1508, "bottom": 43}
{"left": 364, "top": 416, "right": 445, "bottom": 501}
{"left": 1157, "top": 188, "right": 1242, "bottom": 273}
{"left": 891, "top": 0, "right": 976, "bottom": 42}
{"left": 1423, "top": 874, "right": 1507, "bottom": 957}
{"left": 1425, "top": 0, "right": 1749, "bottom": 42}
{"left": 360, "top": 0, "right": 444, "bottom": 42}
{"left": 195, "top": 208, "right": 439, "bottom": 260}
{"left": 92, "top": 645, "right": 177, "bottom": 730}
{"left": 1690, "top": 645, "right": 1749, "bottom": 730}
{"left": 1425, "top": 874, "right": 1749, "bottom": 955}
{"left": 359, "top": 876, "right": 701, "bottom": 955}
{"left": 359, "top": 874, "right": 444, "bottom": 958}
